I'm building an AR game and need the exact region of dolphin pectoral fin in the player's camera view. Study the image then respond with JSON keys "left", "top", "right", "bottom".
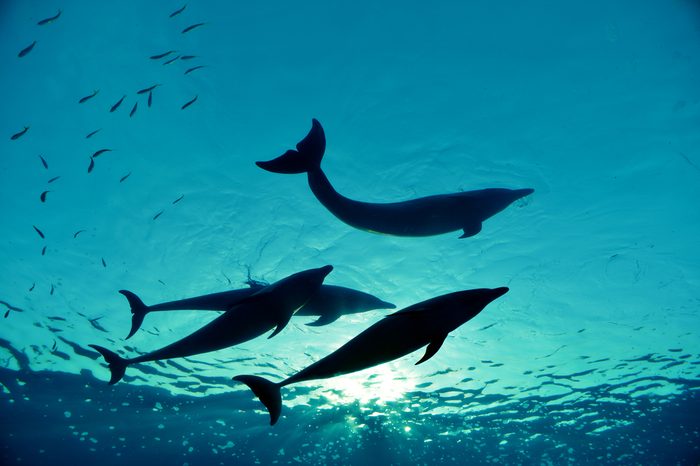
{"left": 415, "top": 334, "right": 448, "bottom": 365}
{"left": 268, "top": 313, "right": 293, "bottom": 338}
{"left": 459, "top": 223, "right": 482, "bottom": 239}
{"left": 305, "top": 313, "right": 340, "bottom": 326}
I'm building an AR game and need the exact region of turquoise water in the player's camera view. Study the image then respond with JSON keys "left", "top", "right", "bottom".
{"left": 2, "top": 0, "right": 699, "bottom": 464}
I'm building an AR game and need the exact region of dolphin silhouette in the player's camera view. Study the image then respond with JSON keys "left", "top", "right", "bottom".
{"left": 233, "top": 286, "right": 508, "bottom": 425}
{"left": 89, "top": 265, "right": 333, "bottom": 385}
{"left": 256, "top": 120, "right": 533, "bottom": 238}
{"left": 120, "top": 283, "right": 394, "bottom": 339}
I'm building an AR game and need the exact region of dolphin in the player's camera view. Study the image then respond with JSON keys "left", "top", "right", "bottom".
{"left": 120, "top": 283, "right": 395, "bottom": 339}
{"left": 89, "top": 265, "right": 333, "bottom": 385}
{"left": 233, "top": 286, "right": 508, "bottom": 425}
{"left": 256, "top": 120, "right": 533, "bottom": 239}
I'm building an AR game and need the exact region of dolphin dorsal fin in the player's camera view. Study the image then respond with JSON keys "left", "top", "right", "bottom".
{"left": 415, "top": 334, "right": 448, "bottom": 365}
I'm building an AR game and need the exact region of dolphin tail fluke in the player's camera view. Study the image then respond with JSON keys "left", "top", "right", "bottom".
{"left": 119, "top": 290, "right": 149, "bottom": 340}
{"left": 233, "top": 375, "right": 283, "bottom": 425}
{"left": 255, "top": 119, "right": 326, "bottom": 174}
{"left": 89, "top": 344, "right": 128, "bottom": 385}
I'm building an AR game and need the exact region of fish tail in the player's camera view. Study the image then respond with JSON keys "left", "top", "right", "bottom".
{"left": 119, "top": 290, "right": 149, "bottom": 340}
{"left": 233, "top": 375, "right": 283, "bottom": 425}
{"left": 89, "top": 345, "right": 128, "bottom": 385}
{"left": 255, "top": 119, "right": 325, "bottom": 174}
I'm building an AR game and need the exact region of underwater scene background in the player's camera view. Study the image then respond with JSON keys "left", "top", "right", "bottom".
{"left": 1, "top": 0, "right": 699, "bottom": 464}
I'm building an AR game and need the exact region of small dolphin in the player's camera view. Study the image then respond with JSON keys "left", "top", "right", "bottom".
{"left": 89, "top": 265, "right": 333, "bottom": 384}
{"left": 234, "top": 287, "right": 508, "bottom": 425}
{"left": 257, "top": 120, "right": 534, "bottom": 238}
{"left": 120, "top": 282, "right": 394, "bottom": 340}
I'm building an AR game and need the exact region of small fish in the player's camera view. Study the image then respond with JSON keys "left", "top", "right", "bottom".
{"left": 88, "top": 316, "right": 107, "bottom": 332}
{"left": 158, "top": 279, "right": 166, "bottom": 285}
{"left": 172, "top": 194, "right": 184, "bottom": 204}
{"left": 73, "top": 229, "right": 86, "bottom": 238}
{"left": 163, "top": 55, "right": 180, "bottom": 65}
{"left": 150, "top": 50, "right": 176, "bottom": 60}
{"left": 41, "top": 245, "right": 47, "bottom": 256}
{"left": 180, "top": 55, "right": 197, "bottom": 60}
{"left": 37, "top": 10, "right": 62, "bottom": 25}
{"left": 110, "top": 95, "right": 126, "bottom": 112}
{"left": 184, "top": 65, "right": 205, "bottom": 75}
{"left": 153, "top": 210, "right": 164, "bottom": 220}
{"left": 10, "top": 126, "right": 29, "bottom": 140}
{"left": 50, "top": 284, "right": 55, "bottom": 295}
{"left": 92, "top": 149, "right": 112, "bottom": 158}
{"left": 101, "top": 257, "right": 107, "bottom": 268}
{"left": 18, "top": 41, "right": 37, "bottom": 58}
{"left": 29, "top": 283, "right": 36, "bottom": 291}
{"left": 85, "top": 128, "right": 101, "bottom": 139}
{"left": 148, "top": 90, "right": 153, "bottom": 107}
{"left": 137, "top": 84, "right": 159, "bottom": 94}
{"left": 40, "top": 191, "right": 49, "bottom": 202}
{"left": 87, "top": 157, "right": 95, "bottom": 173}
{"left": 182, "top": 23, "right": 205, "bottom": 34}
{"left": 33, "top": 225, "right": 45, "bottom": 239}
{"left": 4, "top": 310, "right": 9, "bottom": 318}
{"left": 51, "top": 341, "right": 57, "bottom": 351}
{"left": 181, "top": 95, "right": 198, "bottom": 110}
{"left": 48, "top": 176, "right": 61, "bottom": 183}
{"left": 130, "top": 102, "right": 138, "bottom": 117}
{"left": 39, "top": 155, "right": 48, "bottom": 169}
{"left": 119, "top": 172, "right": 132, "bottom": 183}
{"left": 170, "top": 4, "right": 187, "bottom": 18}
{"left": 79, "top": 90, "right": 99, "bottom": 104}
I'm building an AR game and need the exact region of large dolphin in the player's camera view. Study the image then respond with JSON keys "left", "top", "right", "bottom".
{"left": 89, "top": 265, "right": 333, "bottom": 385}
{"left": 120, "top": 283, "right": 395, "bottom": 339}
{"left": 256, "top": 119, "right": 533, "bottom": 239}
{"left": 233, "top": 286, "right": 508, "bottom": 425}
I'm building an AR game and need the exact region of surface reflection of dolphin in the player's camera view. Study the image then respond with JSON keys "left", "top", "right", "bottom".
{"left": 120, "top": 283, "right": 395, "bottom": 340}
{"left": 257, "top": 119, "right": 533, "bottom": 239}
{"left": 234, "top": 286, "right": 508, "bottom": 425}
{"left": 89, "top": 265, "right": 333, "bottom": 385}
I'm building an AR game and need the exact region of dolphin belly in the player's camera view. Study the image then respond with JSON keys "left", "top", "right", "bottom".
{"left": 282, "top": 317, "right": 428, "bottom": 386}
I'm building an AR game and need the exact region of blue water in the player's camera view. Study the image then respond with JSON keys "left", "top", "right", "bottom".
{"left": 2, "top": 1, "right": 699, "bottom": 464}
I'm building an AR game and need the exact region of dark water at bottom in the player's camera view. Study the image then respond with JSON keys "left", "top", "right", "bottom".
{"left": 2, "top": 365, "right": 698, "bottom": 465}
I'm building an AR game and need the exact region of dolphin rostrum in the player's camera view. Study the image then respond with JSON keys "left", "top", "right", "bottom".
{"left": 89, "top": 265, "right": 333, "bottom": 385}
{"left": 233, "top": 286, "right": 508, "bottom": 425}
{"left": 256, "top": 120, "right": 533, "bottom": 239}
{"left": 120, "top": 283, "right": 395, "bottom": 340}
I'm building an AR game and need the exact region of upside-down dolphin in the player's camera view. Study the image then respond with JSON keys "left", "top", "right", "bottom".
{"left": 89, "top": 265, "right": 333, "bottom": 385}
{"left": 234, "top": 286, "right": 508, "bottom": 425}
{"left": 120, "top": 283, "right": 395, "bottom": 339}
{"left": 256, "top": 120, "right": 533, "bottom": 239}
